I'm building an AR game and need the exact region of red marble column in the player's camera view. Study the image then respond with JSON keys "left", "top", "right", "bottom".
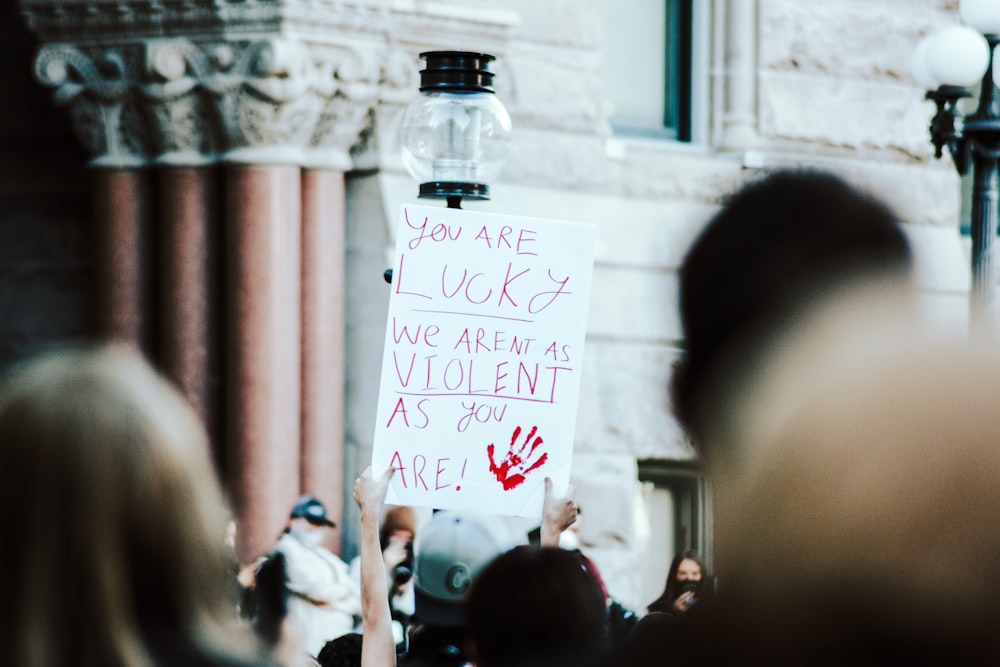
{"left": 225, "top": 164, "right": 303, "bottom": 562}
{"left": 158, "top": 167, "right": 220, "bottom": 441}
{"left": 300, "top": 169, "right": 347, "bottom": 551}
{"left": 91, "top": 168, "right": 154, "bottom": 353}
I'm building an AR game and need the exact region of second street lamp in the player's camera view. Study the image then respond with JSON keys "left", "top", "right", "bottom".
{"left": 914, "top": 1, "right": 1000, "bottom": 331}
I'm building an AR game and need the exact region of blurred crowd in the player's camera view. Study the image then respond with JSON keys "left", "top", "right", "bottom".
{"left": 5, "top": 169, "right": 1000, "bottom": 666}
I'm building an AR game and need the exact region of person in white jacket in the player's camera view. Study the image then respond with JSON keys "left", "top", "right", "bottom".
{"left": 274, "top": 495, "right": 362, "bottom": 658}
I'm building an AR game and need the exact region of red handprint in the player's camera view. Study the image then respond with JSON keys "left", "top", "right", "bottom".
{"left": 487, "top": 425, "right": 549, "bottom": 491}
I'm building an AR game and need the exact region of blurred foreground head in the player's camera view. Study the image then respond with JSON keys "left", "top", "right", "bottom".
{"left": 0, "top": 344, "right": 263, "bottom": 667}
{"left": 706, "top": 338, "right": 1000, "bottom": 664}
{"left": 672, "top": 169, "right": 913, "bottom": 462}
{"left": 465, "top": 546, "right": 609, "bottom": 667}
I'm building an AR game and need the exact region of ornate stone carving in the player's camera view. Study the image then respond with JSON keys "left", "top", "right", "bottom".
{"left": 305, "top": 45, "right": 380, "bottom": 169}
{"left": 211, "top": 38, "right": 325, "bottom": 164}
{"left": 23, "top": 0, "right": 516, "bottom": 168}
{"left": 140, "top": 39, "right": 220, "bottom": 164}
{"left": 35, "top": 44, "right": 152, "bottom": 166}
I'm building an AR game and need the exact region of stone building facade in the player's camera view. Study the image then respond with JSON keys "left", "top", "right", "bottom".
{"left": 5, "top": 0, "right": 970, "bottom": 610}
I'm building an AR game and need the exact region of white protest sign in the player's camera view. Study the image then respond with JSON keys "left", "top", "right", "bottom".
{"left": 371, "top": 203, "right": 597, "bottom": 518}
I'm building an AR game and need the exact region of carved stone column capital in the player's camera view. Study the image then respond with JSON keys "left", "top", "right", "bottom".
{"left": 22, "top": 0, "right": 517, "bottom": 168}
{"left": 35, "top": 44, "right": 151, "bottom": 167}
{"left": 305, "top": 45, "right": 381, "bottom": 170}
{"left": 140, "top": 39, "right": 221, "bottom": 165}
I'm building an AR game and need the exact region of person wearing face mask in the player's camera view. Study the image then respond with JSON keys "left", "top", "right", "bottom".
{"left": 647, "top": 550, "right": 708, "bottom": 616}
{"left": 619, "top": 551, "right": 711, "bottom": 666}
{"left": 274, "top": 495, "right": 363, "bottom": 658}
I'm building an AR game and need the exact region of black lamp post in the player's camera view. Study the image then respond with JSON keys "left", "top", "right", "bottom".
{"left": 915, "top": 5, "right": 1000, "bottom": 330}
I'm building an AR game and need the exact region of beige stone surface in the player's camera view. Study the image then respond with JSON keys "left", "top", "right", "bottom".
{"left": 570, "top": 452, "right": 647, "bottom": 609}
{"left": 505, "top": 46, "right": 606, "bottom": 132}
{"left": 759, "top": 0, "right": 947, "bottom": 82}
{"left": 758, "top": 73, "right": 935, "bottom": 160}
{"left": 500, "top": 0, "right": 602, "bottom": 47}
{"left": 575, "top": 342, "right": 693, "bottom": 460}
{"left": 586, "top": 268, "right": 680, "bottom": 341}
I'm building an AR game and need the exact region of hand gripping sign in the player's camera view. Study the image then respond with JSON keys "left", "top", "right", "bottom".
{"left": 371, "top": 204, "right": 597, "bottom": 518}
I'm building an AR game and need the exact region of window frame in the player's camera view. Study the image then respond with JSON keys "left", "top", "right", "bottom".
{"left": 605, "top": 0, "right": 707, "bottom": 144}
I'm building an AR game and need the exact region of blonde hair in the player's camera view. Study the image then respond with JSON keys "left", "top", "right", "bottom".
{"left": 0, "top": 344, "right": 261, "bottom": 666}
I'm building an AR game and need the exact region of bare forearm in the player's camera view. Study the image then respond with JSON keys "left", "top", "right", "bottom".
{"left": 360, "top": 509, "right": 395, "bottom": 667}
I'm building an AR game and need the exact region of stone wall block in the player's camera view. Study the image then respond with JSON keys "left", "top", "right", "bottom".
{"left": 760, "top": 0, "right": 950, "bottom": 83}
{"left": 569, "top": 452, "right": 641, "bottom": 545}
{"left": 587, "top": 268, "right": 680, "bottom": 341}
{"left": 905, "top": 223, "right": 970, "bottom": 293}
{"left": 758, "top": 72, "right": 936, "bottom": 161}
{"left": 502, "top": 128, "right": 615, "bottom": 191}
{"left": 485, "top": 186, "right": 715, "bottom": 270}
{"left": 501, "top": 131, "right": 746, "bottom": 202}
{"left": 614, "top": 149, "right": 746, "bottom": 203}
{"left": 842, "top": 161, "right": 959, "bottom": 227}
{"left": 500, "top": 0, "right": 602, "bottom": 46}
{"left": 575, "top": 343, "right": 694, "bottom": 460}
{"left": 505, "top": 46, "right": 606, "bottom": 133}
{"left": 569, "top": 451, "right": 645, "bottom": 608}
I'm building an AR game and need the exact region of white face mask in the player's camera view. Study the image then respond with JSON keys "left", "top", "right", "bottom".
{"left": 292, "top": 525, "right": 326, "bottom": 548}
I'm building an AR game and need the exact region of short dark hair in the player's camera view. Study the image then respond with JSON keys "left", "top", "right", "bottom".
{"left": 671, "top": 169, "right": 912, "bottom": 457}
{"left": 465, "top": 546, "right": 608, "bottom": 667}
{"left": 317, "top": 632, "right": 363, "bottom": 667}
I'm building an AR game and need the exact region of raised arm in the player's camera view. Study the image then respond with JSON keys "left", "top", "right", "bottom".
{"left": 540, "top": 476, "right": 579, "bottom": 547}
{"left": 353, "top": 466, "right": 397, "bottom": 667}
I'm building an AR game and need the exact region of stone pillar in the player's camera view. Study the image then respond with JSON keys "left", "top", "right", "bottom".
{"left": 225, "top": 164, "right": 303, "bottom": 561}
{"left": 92, "top": 168, "right": 154, "bottom": 352}
{"left": 301, "top": 168, "right": 347, "bottom": 548}
{"left": 158, "top": 167, "right": 221, "bottom": 441}
{"left": 33, "top": 45, "right": 157, "bottom": 353}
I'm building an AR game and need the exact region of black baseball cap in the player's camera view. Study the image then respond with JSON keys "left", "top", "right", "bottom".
{"left": 289, "top": 495, "right": 336, "bottom": 527}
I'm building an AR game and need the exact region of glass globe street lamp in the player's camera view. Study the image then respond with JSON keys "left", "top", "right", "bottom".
{"left": 386, "top": 51, "right": 512, "bottom": 283}
{"left": 914, "top": 0, "right": 1000, "bottom": 329}
{"left": 399, "top": 51, "right": 512, "bottom": 209}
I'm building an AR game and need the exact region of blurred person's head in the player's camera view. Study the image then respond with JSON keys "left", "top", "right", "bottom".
{"left": 674, "top": 554, "right": 703, "bottom": 582}
{"left": 379, "top": 505, "right": 417, "bottom": 548}
{"left": 671, "top": 169, "right": 913, "bottom": 463}
{"left": 465, "top": 546, "right": 609, "bottom": 667}
{"left": 0, "top": 344, "right": 264, "bottom": 666}
{"left": 287, "top": 495, "right": 335, "bottom": 547}
{"left": 709, "top": 337, "right": 1000, "bottom": 664}
{"left": 316, "top": 632, "right": 362, "bottom": 667}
